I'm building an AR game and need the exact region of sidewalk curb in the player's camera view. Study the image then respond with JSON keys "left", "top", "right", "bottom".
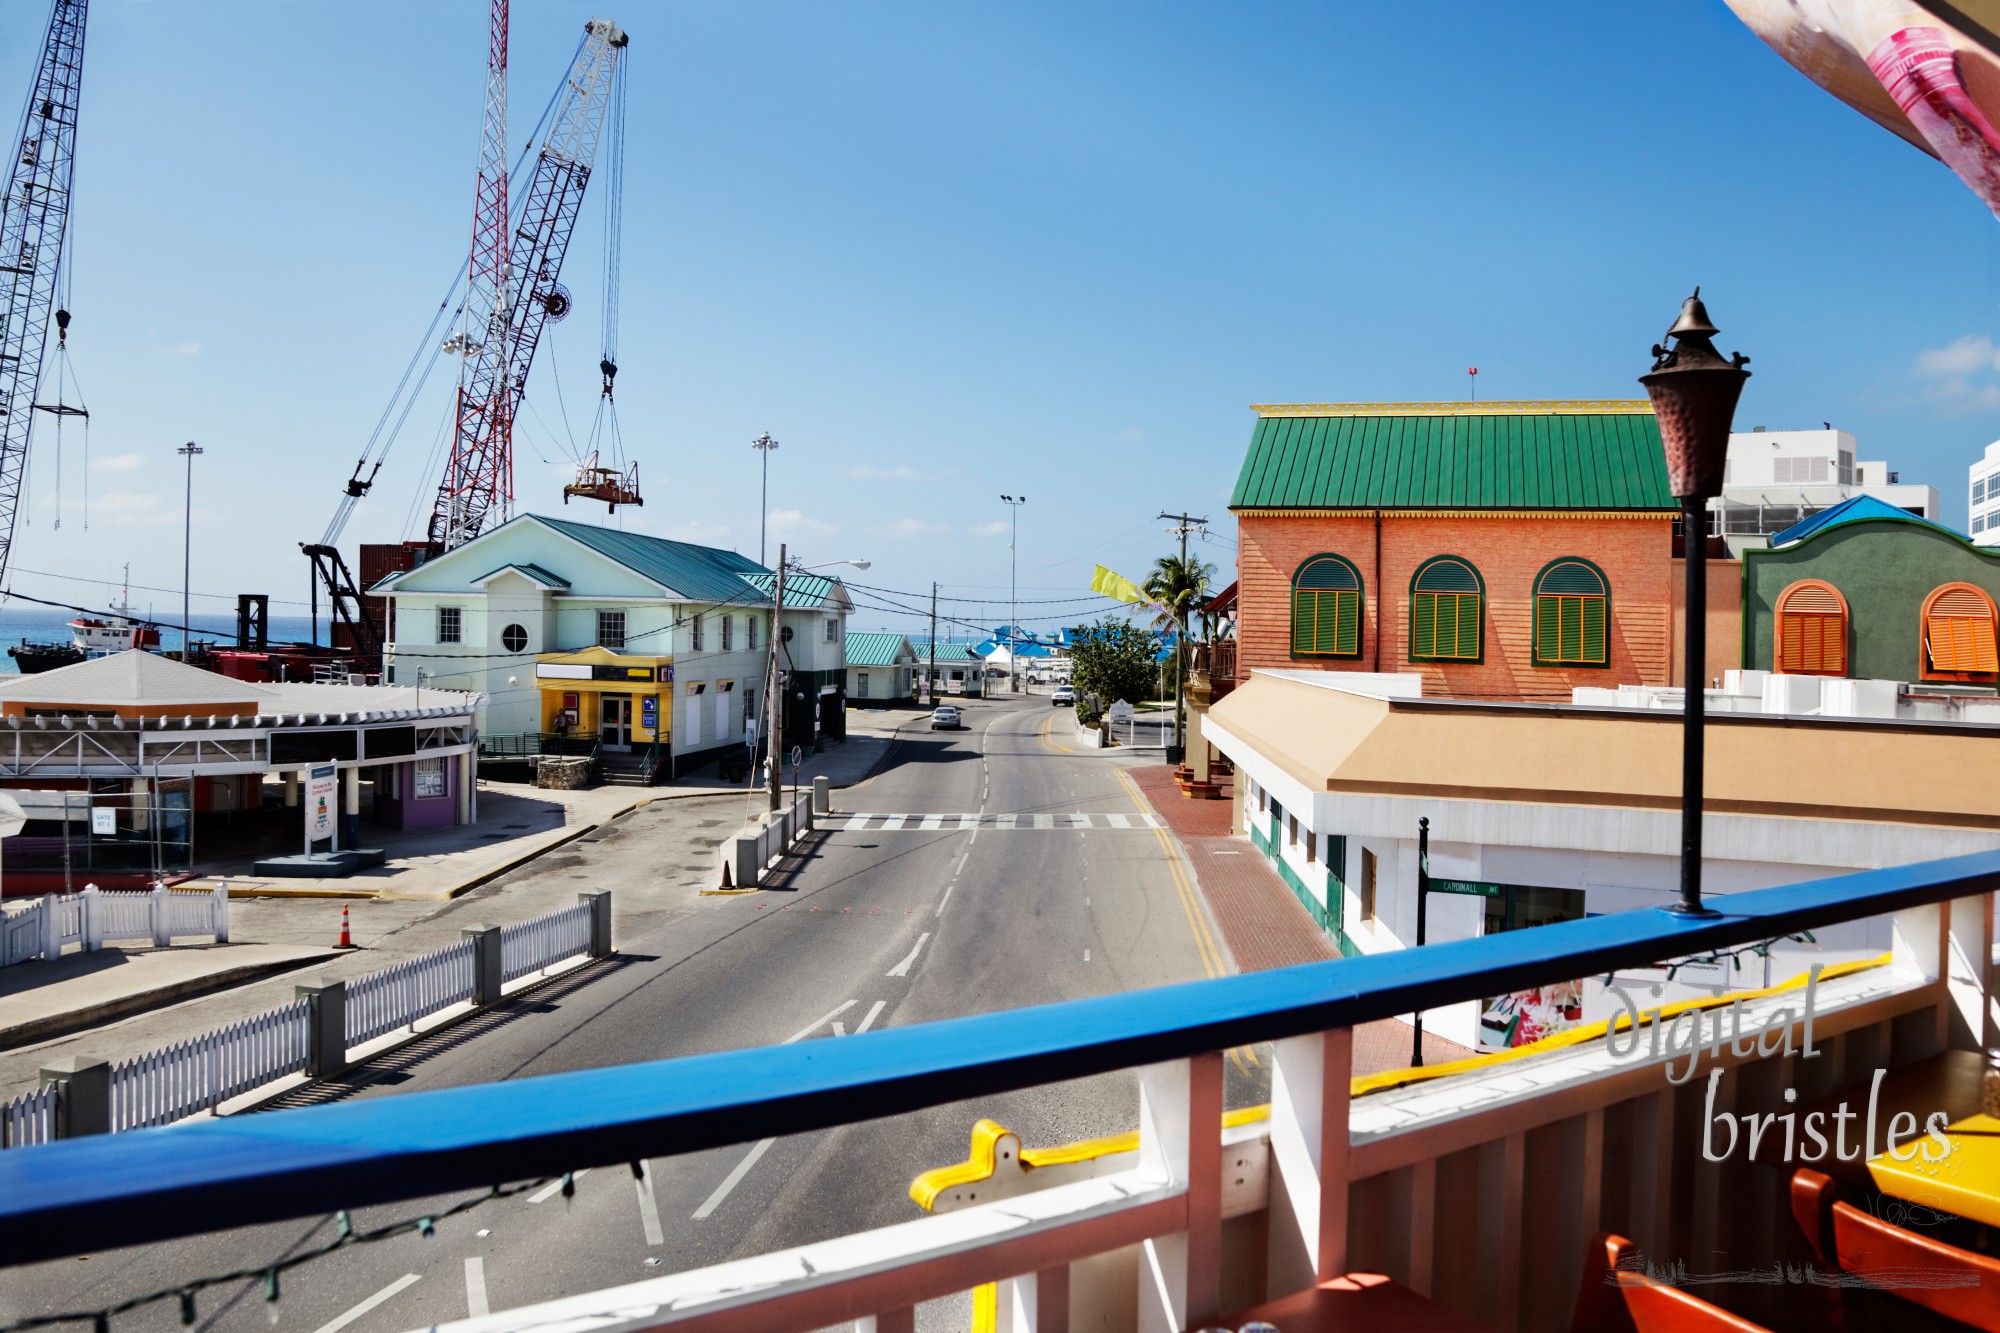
{"left": 0, "top": 948, "right": 345, "bottom": 1052}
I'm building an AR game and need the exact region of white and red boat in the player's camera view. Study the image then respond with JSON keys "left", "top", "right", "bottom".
{"left": 9, "top": 565, "right": 159, "bottom": 673}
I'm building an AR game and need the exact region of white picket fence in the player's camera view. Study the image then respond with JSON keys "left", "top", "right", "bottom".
{"left": 344, "top": 937, "right": 477, "bottom": 1046}
{"left": 0, "top": 1082, "right": 57, "bottom": 1147}
{"left": 501, "top": 902, "right": 591, "bottom": 982}
{"left": 110, "top": 999, "right": 312, "bottom": 1132}
{"left": 0, "top": 884, "right": 229, "bottom": 967}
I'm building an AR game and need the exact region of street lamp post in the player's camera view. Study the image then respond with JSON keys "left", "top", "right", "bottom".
{"left": 751, "top": 433, "right": 779, "bottom": 567}
{"left": 176, "top": 442, "right": 203, "bottom": 658}
{"left": 1000, "top": 495, "right": 1025, "bottom": 693}
{"left": 1639, "top": 289, "right": 1750, "bottom": 919}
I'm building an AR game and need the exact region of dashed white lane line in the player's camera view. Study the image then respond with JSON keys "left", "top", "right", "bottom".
{"left": 636, "top": 1160, "right": 666, "bottom": 1245}
{"left": 464, "top": 1257, "right": 490, "bottom": 1319}
{"left": 887, "top": 932, "right": 931, "bottom": 977}
{"left": 856, "top": 999, "right": 887, "bottom": 1033}
{"left": 1084, "top": 949, "right": 1091, "bottom": 963}
{"left": 312, "top": 1274, "right": 421, "bottom": 1333}
{"left": 786, "top": 1001, "right": 857, "bottom": 1045}
{"left": 528, "top": 1168, "right": 589, "bottom": 1203}
{"left": 693, "top": 1138, "right": 774, "bottom": 1221}
{"left": 937, "top": 884, "right": 954, "bottom": 916}
{"left": 953, "top": 853, "right": 969, "bottom": 877}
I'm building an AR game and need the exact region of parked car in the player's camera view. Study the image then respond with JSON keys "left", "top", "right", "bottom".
{"left": 1050, "top": 685, "right": 1075, "bottom": 707}
{"left": 931, "top": 705, "right": 962, "bottom": 730}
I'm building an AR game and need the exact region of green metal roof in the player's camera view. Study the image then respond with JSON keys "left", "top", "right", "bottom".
{"left": 1228, "top": 402, "right": 1676, "bottom": 511}
{"left": 471, "top": 562, "right": 571, "bottom": 589}
{"left": 535, "top": 515, "right": 775, "bottom": 606}
{"left": 908, "top": 640, "right": 981, "bottom": 661}
{"left": 738, "top": 570, "right": 842, "bottom": 609}
{"left": 844, "top": 632, "right": 913, "bottom": 667}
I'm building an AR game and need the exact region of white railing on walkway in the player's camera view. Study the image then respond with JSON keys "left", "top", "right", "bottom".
{"left": 502, "top": 903, "right": 591, "bottom": 983}
{"left": 0, "top": 1082, "right": 55, "bottom": 1148}
{"left": 345, "top": 938, "right": 476, "bottom": 1047}
{"left": 110, "top": 999, "right": 312, "bottom": 1132}
{"left": 0, "top": 884, "right": 229, "bottom": 967}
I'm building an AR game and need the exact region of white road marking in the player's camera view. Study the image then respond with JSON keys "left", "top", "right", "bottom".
{"left": 693, "top": 1138, "right": 775, "bottom": 1220}
{"left": 527, "top": 1169, "right": 589, "bottom": 1204}
{"left": 844, "top": 815, "right": 870, "bottom": 832}
{"left": 1084, "top": 949, "right": 1091, "bottom": 962}
{"left": 311, "top": 1274, "right": 421, "bottom": 1333}
{"left": 832, "top": 1021, "right": 846, "bottom": 1037}
{"left": 957, "top": 813, "right": 978, "bottom": 831}
{"left": 919, "top": 814, "right": 944, "bottom": 831}
{"left": 882, "top": 814, "right": 908, "bottom": 830}
{"left": 1107, "top": 813, "right": 1132, "bottom": 829}
{"left": 998, "top": 813, "right": 1017, "bottom": 830}
{"left": 856, "top": 999, "right": 887, "bottom": 1033}
{"left": 887, "top": 932, "right": 931, "bottom": 977}
{"left": 953, "top": 853, "right": 969, "bottom": 876}
{"left": 636, "top": 1160, "right": 666, "bottom": 1245}
{"left": 1034, "top": 814, "right": 1053, "bottom": 829}
{"left": 785, "top": 1000, "right": 856, "bottom": 1045}
{"left": 1070, "top": 812, "right": 1090, "bottom": 829}
{"left": 464, "top": 1257, "right": 489, "bottom": 1319}
{"left": 937, "top": 884, "right": 954, "bottom": 916}
{"left": 1144, "top": 814, "right": 1162, "bottom": 828}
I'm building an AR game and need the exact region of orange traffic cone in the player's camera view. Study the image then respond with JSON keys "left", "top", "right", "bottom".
{"left": 335, "top": 904, "right": 354, "bottom": 949}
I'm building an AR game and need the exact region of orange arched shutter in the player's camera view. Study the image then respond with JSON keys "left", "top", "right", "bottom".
{"left": 1775, "top": 582, "right": 1846, "bottom": 677}
{"left": 1924, "top": 585, "right": 1999, "bottom": 675}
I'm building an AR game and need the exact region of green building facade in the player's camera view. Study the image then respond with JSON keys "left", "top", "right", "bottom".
{"left": 1742, "top": 516, "right": 2000, "bottom": 688}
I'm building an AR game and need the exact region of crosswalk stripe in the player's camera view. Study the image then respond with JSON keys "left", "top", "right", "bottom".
{"left": 1107, "top": 812, "right": 1131, "bottom": 829}
{"left": 829, "top": 813, "right": 1165, "bottom": 831}
{"left": 919, "top": 814, "right": 944, "bottom": 830}
{"left": 998, "top": 813, "right": 1018, "bottom": 829}
{"left": 1034, "top": 814, "right": 1054, "bottom": 829}
{"left": 844, "top": 815, "right": 870, "bottom": 832}
{"left": 1068, "top": 813, "right": 1089, "bottom": 829}
{"left": 957, "top": 813, "right": 978, "bottom": 830}
{"left": 881, "top": 815, "right": 907, "bottom": 830}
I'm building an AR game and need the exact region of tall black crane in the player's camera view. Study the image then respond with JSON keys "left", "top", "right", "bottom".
{"left": 0, "top": 0, "right": 88, "bottom": 587}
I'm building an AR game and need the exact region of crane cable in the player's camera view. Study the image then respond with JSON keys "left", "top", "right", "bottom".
{"left": 31, "top": 206, "right": 89, "bottom": 533}
{"left": 582, "top": 49, "right": 627, "bottom": 494}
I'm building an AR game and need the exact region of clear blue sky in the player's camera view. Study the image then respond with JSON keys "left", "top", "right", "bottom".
{"left": 1, "top": 1, "right": 1995, "bottom": 638}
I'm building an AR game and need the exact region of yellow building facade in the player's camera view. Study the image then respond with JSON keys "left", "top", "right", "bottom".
{"left": 534, "top": 646, "right": 672, "bottom": 751}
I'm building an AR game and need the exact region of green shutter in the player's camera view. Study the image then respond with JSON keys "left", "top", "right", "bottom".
{"left": 1291, "top": 590, "right": 1314, "bottom": 653}
{"left": 1536, "top": 595, "right": 1560, "bottom": 660}
{"left": 1559, "top": 595, "right": 1582, "bottom": 659}
{"left": 1412, "top": 592, "right": 1437, "bottom": 657}
{"left": 1334, "top": 590, "right": 1359, "bottom": 655}
{"left": 1582, "top": 595, "right": 1606, "bottom": 663}
{"left": 1455, "top": 594, "right": 1481, "bottom": 657}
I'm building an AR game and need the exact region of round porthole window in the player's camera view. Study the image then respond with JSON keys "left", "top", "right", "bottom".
{"left": 502, "top": 624, "right": 529, "bottom": 653}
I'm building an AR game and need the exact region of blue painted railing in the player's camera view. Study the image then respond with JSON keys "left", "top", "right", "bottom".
{"left": 3, "top": 848, "right": 1997, "bottom": 1265}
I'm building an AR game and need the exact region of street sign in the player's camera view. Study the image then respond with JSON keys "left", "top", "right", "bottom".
{"left": 641, "top": 696, "right": 658, "bottom": 731}
{"left": 92, "top": 808, "right": 115, "bottom": 836}
{"left": 1429, "top": 878, "right": 1505, "bottom": 899}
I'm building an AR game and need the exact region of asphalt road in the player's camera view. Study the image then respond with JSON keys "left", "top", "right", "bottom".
{"left": 1, "top": 696, "right": 1259, "bottom": 1333}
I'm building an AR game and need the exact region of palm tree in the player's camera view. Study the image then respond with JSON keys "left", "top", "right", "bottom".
{"left": 1143, "top": 553, "right": 1215, "bottom": 753}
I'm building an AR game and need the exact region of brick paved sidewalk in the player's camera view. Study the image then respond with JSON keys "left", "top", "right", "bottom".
{"left": 1125, "top": 763, "right": 1473, "bottom": 1075}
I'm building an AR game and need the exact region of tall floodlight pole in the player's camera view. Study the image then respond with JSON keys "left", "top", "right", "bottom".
{"left": 1000, "top": 495, "right": 1025, "bottom": 692}
{"left": 178, "top": 441, "right": 203, "bottom": 656}
{"left": 752, "top": 433, "right": 779, "bottom": 566}
{"left": 1640, "top": 289, "right": 1749, "bottom": 919}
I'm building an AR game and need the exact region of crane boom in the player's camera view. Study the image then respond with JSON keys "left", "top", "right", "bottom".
{"left": 428, "top": 17, "right": 627, "bottom": 554}
{"left": 0, "top": 0, "right": 87, "bottom": 588}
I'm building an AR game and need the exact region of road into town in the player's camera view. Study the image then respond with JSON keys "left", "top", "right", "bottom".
{"left": 1, "top": 697, "right": 1261, "bottom": 1333}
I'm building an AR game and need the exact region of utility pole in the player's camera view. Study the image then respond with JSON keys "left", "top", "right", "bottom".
{"left": 928, "top": 581, "right": 938, "bottom": 706}
{"left": 999, "top": 495, "right": 1026, "bottom": 693}
{"left": 1158, "top": 510, "right": 1208, "bottom": 759}
{"left": 765, "top": 542, "right": 786, "bottom": 812}
{"left": 752, "top": 433, "right": 779, "bottom": 566}
{"left": 178, "top": 442, "right": 203, "bottom": 657}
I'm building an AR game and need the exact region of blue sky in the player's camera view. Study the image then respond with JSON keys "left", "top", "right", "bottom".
{"left": 1, "top": 1, "right": 1997, "bottom": 639}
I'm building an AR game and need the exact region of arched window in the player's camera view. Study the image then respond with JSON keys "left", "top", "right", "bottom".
{"left": 1290, "top": 554, "right": 1363, "bottom": 658}
{"left": 1774, "top": 580, "right": 1847, "bottom": 676}
{"left": 1532, "top": 559, "right": 1609, "bottom": 667}
{"left": 1921, "top": 583, "right": 1999, "bottom": 678}
{"left": 1409, "top": 556, "right": 1483, "bottom": 662}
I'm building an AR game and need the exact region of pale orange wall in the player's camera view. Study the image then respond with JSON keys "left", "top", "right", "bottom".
{"left": 1669, "top": 557, "right": 1745, "bottom": 687}
{"left": 1237, "top": 512, "right": 1674, "bottom": 699}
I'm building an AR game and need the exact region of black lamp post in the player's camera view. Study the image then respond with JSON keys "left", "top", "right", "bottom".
{"left": 1639, "top": 289, "right": 1749, "bottom": 918}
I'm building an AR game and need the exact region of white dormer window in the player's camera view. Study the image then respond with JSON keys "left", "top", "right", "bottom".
{"left": 825, "top": 618, "right": 840, "bottom": 643}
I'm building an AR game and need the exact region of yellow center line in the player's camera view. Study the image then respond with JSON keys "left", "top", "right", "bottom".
{"left": 1037, "top": 711, "right": 1073, "bottom": 755}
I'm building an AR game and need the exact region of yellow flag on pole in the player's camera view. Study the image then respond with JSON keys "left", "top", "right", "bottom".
{"left": 1091, "top": 564, "right": 1148, "bottom": 606}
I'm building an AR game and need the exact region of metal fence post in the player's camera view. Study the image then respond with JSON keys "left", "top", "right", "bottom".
{"left": 150, "top": 884, "right": 170, "bottom": 947}
{"left": 39, "top": 893, "right": 57, "bottom": 963}
{"left": 463, "top": 925, "right": 503, "bottom": 1005}
{"left": 578, "top": 892, "right": 612, "bottom": 957}
{"left": 813, "top": 774, "right": 830, "bottom": 816}
{"left": 212, "top": 880, "right": 229, "bottom": 943}
{"left": 81, "top": 884, "right": 100, "bottom": 952}
{"left": 295, "top": 979, "right": 348, "bottom": 1078}
{"left": 39, "top": 1056, "right": 111, "bottom": 1138}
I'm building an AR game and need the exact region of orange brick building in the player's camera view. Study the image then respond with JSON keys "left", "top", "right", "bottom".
{"left": 1229, "top": 401, "right": 1680, "bottom": 699}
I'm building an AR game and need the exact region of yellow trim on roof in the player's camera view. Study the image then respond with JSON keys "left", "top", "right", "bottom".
{"left": 1249, "top": 399, "right": 1654, "bottom": 418}
{"left": 1231, "top": 507, "right": 1675, "bottom": 519}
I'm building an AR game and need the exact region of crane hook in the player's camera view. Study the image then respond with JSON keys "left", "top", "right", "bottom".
{"left": 599, "top": 358, "right": 617, "bottom": 399}
{"left": 53, "top": 307, "right": 68, "bottom": 347}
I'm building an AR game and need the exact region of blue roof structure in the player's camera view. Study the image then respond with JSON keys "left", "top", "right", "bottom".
{"left": 1769, "top": 494, "right": 1963, "bottom": 548}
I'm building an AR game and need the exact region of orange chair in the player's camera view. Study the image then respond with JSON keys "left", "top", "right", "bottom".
{"left": 1790, "top": 1167, "right": 2000, "bottom": 1331}
{"left": 1571, "top": 1234, "right": 1771, "bottom": 1332}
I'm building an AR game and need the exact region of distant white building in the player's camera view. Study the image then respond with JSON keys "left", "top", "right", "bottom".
{"left": 1712, "top": 426, "right": 1938, "bottom": 556}
{"left": 1970, "top": 438, "right": 2000, "bottom": 547}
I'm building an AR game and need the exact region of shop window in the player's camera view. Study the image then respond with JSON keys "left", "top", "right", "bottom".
{"left": 1409, "top": 557, "right": 1483, "bottom": 661}
{"left": 1922, "top": 583, "right": 2000, "bottom": 679}
{"left": 414, "top": 757, "right": 446, "bottom": 799}
{"left": 1773, "top": 580, "right": 1847, "bottom": 676}
{"left": 1360, "top": 849, "right": 1377, "bottom": 923}
{"left": 597, "top": 610, "right": 627, "bottom": 650}
{"left": 437, "top": 607, "right": 462, "bottom": 645}
{"left": 721, "top": 616, "right": 733, "bottom": 652}
{"left": 1289, "top": 554, "right": 1363, "bottom": 658}
{"left": 501, "top": 623, "right": 528, "bottom": 653}
{"left": 1532, "top": 559, "right": 1609, "bottom": 666}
